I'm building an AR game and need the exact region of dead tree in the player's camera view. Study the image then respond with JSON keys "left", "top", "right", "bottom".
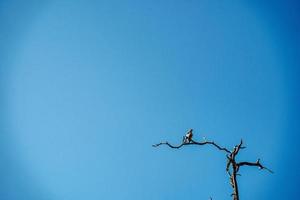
{"left": 153, "top": 130, "right": 273, "bottom": 200}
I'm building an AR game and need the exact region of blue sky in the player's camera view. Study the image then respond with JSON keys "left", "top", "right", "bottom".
{"left": 0, "top": 0, "right": 299, "bottom": 199}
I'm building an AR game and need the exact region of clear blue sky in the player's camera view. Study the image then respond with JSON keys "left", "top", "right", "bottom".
{"left": 0, "top": 0, "right": 299, "bottom": 199}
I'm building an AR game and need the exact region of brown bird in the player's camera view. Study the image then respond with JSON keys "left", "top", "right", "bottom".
{"left": 183, "top": 128, "right": 193, "bottom": 143}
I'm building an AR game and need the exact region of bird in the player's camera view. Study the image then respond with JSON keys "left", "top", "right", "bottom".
{"left": 183, "top": 128, "right": 193, "bottom": 143}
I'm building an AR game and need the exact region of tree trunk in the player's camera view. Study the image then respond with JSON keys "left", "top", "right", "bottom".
{"left": 231, "top": 162, "right": 239, "bottom": 200}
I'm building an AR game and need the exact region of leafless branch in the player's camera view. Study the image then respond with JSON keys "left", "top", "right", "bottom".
{"left": 237, "top": 159, "right": 274, "bottom": 173}
{"left": 153, "top": 139, "right": 231, "bottom": 153}
{"left": 234, "top": 139, "right": 246, "bottom": 155}
{"left": 152, "top": 141, "right": 185, "bottom": 149}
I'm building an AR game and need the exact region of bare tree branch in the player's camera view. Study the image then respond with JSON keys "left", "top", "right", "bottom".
{"left": 237, "top": 159, "right": 274, "bottom": 173}
{"left": 190, "top": 140, "right": 231, "bottom": 153}
{"left": 152, "top": 139, "right": 231, "bottom": 153}
{"left": 234, "top": 139, "right": 246, "bottom": 155}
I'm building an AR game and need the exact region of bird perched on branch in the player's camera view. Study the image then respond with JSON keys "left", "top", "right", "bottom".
{"left": 183, "top": 129, "right": 193, "bottom": 143}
